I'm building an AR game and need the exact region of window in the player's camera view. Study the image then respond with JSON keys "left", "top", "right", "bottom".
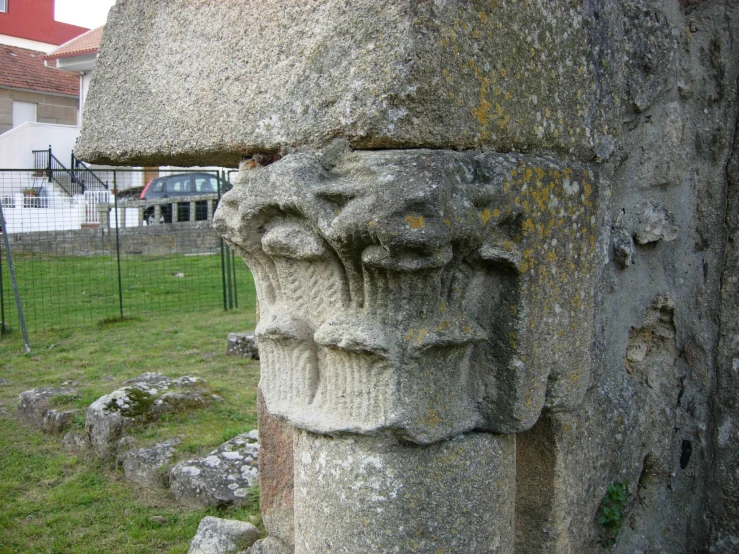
{"left": 195, "top": 177, "right": 216, "bottom": 193}
{"left": 12, "top": 101, "right": 36, "bottom": 128}
{"left": 166, "top": 177, "right": 186, "bottom": 194}
{"left": 0, "top": 0, "right": 7, "bottom": 13}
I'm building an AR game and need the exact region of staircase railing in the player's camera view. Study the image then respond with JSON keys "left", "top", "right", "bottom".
{"left": 71, "top": 153, "right": 108, "bottom": 191}
{"left": 32, "top": 146, "right": 108, "bottom": 197}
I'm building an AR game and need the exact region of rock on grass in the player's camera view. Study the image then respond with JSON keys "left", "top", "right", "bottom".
{"left": 17, "top": 386, "right": 79, "bottom": 434}
{"left": 170, "top": 430, "right": 259, "bottom": 508}
{"left": 118, "top": 437, "right": 181, "bottom": 489}
{"left": 188, "top": 516, "right": 260, "bottom": 554}
{"left": 86, "top": 373, "right": 215, "bottom": 460}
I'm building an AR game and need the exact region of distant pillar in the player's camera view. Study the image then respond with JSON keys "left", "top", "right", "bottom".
{"left": 96, "top": 203, "right": 111, "bottom": 229}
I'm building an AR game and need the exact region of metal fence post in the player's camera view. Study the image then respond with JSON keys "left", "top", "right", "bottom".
{"left": 0, "top": 201, "right": 30, "bottom": 351}
{"left": 231, "top": 248, "right": 238, "bottom": 309}
{"left": 0, "top": 237, "right": 4, "bottom": 334}
{"left": 225, "top": 242, "right": 233, "bottom": 310}
{"left": 219, "top": 170, "right": 228, "bottom": 311}
{"left": 114, "top": 171, "right": 124, "bottom": 318}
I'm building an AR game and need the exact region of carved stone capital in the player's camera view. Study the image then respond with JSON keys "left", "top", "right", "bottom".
{"left": 215, "top": 147, "right": 598, "bottom": 443}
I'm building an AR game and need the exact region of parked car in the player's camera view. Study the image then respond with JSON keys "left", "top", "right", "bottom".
{"left": 139, "top": 172, "right": 232, "bottom": 225}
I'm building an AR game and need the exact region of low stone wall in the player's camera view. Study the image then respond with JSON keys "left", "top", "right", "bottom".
{"left": 4, "top": 220, "right": 221, "bottom": 257}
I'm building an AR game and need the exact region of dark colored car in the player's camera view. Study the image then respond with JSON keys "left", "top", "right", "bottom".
{"left": 139, "top": 172, "right": 232, "bottom": 225}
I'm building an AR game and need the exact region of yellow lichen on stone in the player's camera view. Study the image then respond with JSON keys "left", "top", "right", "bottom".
{"left": 404, "top": 215, "right": 425, "bottom": 229}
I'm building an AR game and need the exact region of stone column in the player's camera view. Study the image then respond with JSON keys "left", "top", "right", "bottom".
{"left": 214, "top": 148, "right": 598, "bottom": 552}
{"left": 76, "top": 1, "right": 739, "bottom": 551}
{"left": 295, "top": 432, "right": 514, "bottom": 553}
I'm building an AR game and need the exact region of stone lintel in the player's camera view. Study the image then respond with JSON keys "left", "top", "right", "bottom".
{"left": 77, "top": 0, "right": 604, "bottom": 167}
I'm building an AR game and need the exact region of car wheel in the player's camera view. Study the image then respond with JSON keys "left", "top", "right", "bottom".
{"left": 146, "top": 213, "right": 156, "bottom": 226}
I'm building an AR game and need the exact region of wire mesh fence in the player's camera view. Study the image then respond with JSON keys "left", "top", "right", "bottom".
{"left": 0, "top": 167, "right": 254, "bottom": 339}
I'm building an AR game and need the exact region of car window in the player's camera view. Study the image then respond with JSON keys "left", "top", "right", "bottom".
{"left": 150, "top": 180, "right": 165, "bottom": 193}
{"left": 196, "top": 177, "right": 216, "bottom": 193}
{"left": 166, "top": 176, "right": 186, "bottom": 194}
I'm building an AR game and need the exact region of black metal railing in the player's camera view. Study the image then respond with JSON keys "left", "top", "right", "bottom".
{"left": 71, "top": 153, "right": 108, "bottom": 191}
{"left": 32, "top": 147, "right": 108, "bottom": 197}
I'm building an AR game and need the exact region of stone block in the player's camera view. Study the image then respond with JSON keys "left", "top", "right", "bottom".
{"left": 0, "top": 98, "right": 12, "bottom": 126}
{"left": 215, "top": 148, "right": 598, "bottom": 441}
{"left": 62, "top": 431, "right": 90, "bottom": 452}
{"left": 85, "top": 373, "right": 212, "bottom": 460}
{"left": 294, "top": 430, "right": 515, "bottom": 553}
{"left": 169, "top": 431, "right": 259, "bottom": 508}
{"left": 37, "top": 104, "right": 77, "bottom": 125}
{"left": 189, "top": 516, "right": 260, "bottom": 554}
{"left": 227, "top": 332, "right": 259, "bottom": 360}
{"left": 7, "top": 89, "right": 45, "bottom": 104}
{"left": 17, "top": 386, "right": 79, "bottom": 434}
{"left": 119, "top": 437, "right": 181, "bottom": 489}
{"left": 245, "top": 537, "right": 291, "bottom": 554}
{"left": 77, "top": 0, "right": 607, "bottom": 167}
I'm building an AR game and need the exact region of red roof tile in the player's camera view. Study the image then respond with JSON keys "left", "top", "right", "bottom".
{"left": 0, "top": 44, "right": 79, "bottom": 97}
{"left": 45, "top": 27, "right": 103, "bottom": 61}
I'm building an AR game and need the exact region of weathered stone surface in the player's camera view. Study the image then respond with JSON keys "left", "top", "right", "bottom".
{"left": 245, "top": 537, "right": 291, "bottom": 554}
{"left": 618, "top": 102, "right": 687, "bottom": 190}
{"left": 75, "top": 0, "right": 739, "bottom": 551}
{"left": 294, "top": 430, "right": 515, "bottom": 553}
{"left": 17, "top": 386, "right": 79, "bottom": 434}
{"left": 708, "top": 60, "right": 739, "bottom": 550}
{"left": 188, "top": 516, "right": 260, "bottom": 554}
{"left": 633, "top": 202, "right": 678, "bottom": 245}
{"left": 227, "top": 333, "right": 259, "bottom": 360}
{"left": 86, "top": 373, "right": 210, "bottom": 460}
{"left": 170, "top": 431, "right": 259, "bottom": 508}
{"left": 62, "top": 431, "right": 89, "bottom": 452}
{"left": 215, "top": 148, "right": 598, "bottom": 441}
{"left": 256, "top": 390, "right": 293, "bottom": 548}
{"left": 612, "top": 226, "right": 636, "bottom": 268}
{"left": 77, "top": 0, "right": 606, "bottom": 167}
{"left": 119, "top": 437, "right": 181, "bottom": 489}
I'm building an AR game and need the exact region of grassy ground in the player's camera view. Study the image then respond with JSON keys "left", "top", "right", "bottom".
{"left": 0, "top": 251, "right": 253, "bottom": 334}
{"left": 0, "top": 305, "right": 261, "bottom": 554}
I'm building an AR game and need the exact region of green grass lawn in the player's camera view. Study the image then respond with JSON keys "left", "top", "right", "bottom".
{"left": 0, "top": 251, "right": 254, "bottom": 336}
{"left": 0, "top": 304, "right": 261, "bottom": 553}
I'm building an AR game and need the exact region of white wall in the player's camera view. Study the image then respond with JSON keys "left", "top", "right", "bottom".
{"left": 0, "top": 122, "right": 79, "bottom": 170}
{"left": 0, "top": 194, "right": 84, "bottom": 233}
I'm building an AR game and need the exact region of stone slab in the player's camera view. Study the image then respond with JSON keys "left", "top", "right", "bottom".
{"left": 77, "top": 0, "right": 605, "bottom": 167}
